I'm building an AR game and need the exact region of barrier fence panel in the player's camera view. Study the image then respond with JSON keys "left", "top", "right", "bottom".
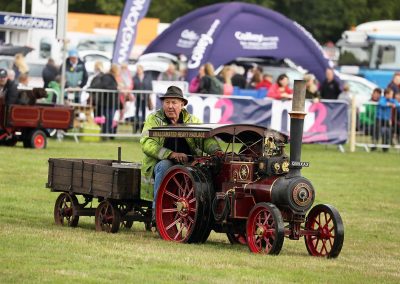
{"left": 353, "top": 101, "right": 400, "bottom": 152}
{"left": 61, "top": 89, "right": 351, "bottom": 146}
{"left": 62, "top": 88, "right": 156, "bottom": 141}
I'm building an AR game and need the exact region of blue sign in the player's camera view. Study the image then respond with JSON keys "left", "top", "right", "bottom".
{"left": 0, "top": 12, "right": 54, "bottom": 30}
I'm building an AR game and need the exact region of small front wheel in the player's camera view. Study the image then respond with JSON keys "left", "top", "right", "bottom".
{"left": 246, "top": 202, "right": 284, "bottom": 255}
{"left": 304, "top": 204, "right": 344, "bottom": 258}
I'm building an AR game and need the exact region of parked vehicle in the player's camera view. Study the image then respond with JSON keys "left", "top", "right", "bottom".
{"left": 0, "top": 90, "right": 74, "bottom": 149}
{"left": 337, "top": 20, "right": 400, "bottom": 88}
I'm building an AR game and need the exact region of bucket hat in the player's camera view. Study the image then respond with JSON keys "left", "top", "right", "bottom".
{"left": 159, "top": 86, "right": 188, "bottom": 105}
{"left": 0, "top": 68, "right": 7, "bottom": 78}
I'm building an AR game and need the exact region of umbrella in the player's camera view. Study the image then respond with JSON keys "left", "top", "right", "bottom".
{"left": 0, "top": 45, "right": 34, "bottom": 56}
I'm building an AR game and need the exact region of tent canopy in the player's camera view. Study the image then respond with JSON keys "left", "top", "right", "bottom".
{"left": 144, "top": 2, "right": 332, "bottom": 82}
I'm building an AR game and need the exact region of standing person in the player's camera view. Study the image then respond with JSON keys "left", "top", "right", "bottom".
{"left": 199, "top": 62, "right": 223, "bottom": 95}
{"left": 220, "top": 65, "right": 234, "bottom": 96}
{"left": 118, "top": 63, "right": 134, "bottom": 121}
{"left": 88, "top": 61, "right": 105, "bottom": 111}
{"left": 393, "top": 92, "right": 400, "bottom": 144}
{"left": 248, "top": 68, "right": 262, "bottom": 89}
{"left": 231, "top": 65, "right": 246, "bottom": 89}
{"left": 255, "top": 74, "right": 273, "bottom": 90}
{"left": 158, "top": 63, "right": 179, "bottom": 81}
{"left": 97, "top": 64, "right": 121, "bottom": 136}
{"left": 267, "top": 74, "right": 293, "bottom": 100}
{"left": 338, "top": 84, "right": 352, "bottom": 127}
{"left": 12, "top": 53, "right": 29, "bottom": 81}
{"left": 62, "top": 49, "right": 88, "bottom": 103}
{"left": 189, "top": 65, "right": 205, "bottom": 93}
{"left": 359, "top": 88, "right": 381, "bottom": 136}
{"left": 133, "top": 64, "right": 153, "bottom": 133}
{"left": 42, "top": 58, "right": 58, "bottom": 88}
{"left": 0, "top": 68, "right": 18, "bottom": 105}
{"left": 140, "top": 85, "right": 222, "bottom": 224}
{"left": 373, "top": 88, "right": 398, "bottom": 151}
{"left": 320, "top": 68, "right": 341, "bottom": 100}
{"left": 18, "top": 73, "right": 29, "bottom": 88}
{"left": 387, "top": 72, "right": 400, "bottom": 95}
{"left": 304, "top": 73, "right": 320, "bottom": 102}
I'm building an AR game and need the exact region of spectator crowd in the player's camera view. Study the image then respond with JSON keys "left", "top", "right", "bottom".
{"left": 1, "top": 50, "right": 400, "bottom": 149}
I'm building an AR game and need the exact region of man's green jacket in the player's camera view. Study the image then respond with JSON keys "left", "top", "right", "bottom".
{"left": 140, "top": 108, "right": 221, "bottom": 200}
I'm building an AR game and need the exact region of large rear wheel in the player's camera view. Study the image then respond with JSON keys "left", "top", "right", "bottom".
{"left": 156, "top": 166, "right": 204, "bottom": 243}
{"left": 304, "top": 204, "right": 344, "bottom": 258}
{"left": 246, "top": 202, "right": 284, "bottom": 255}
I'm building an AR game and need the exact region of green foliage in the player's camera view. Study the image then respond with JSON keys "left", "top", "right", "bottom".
{"left": 0, "top": 140, "right": 400, "bottom": 283}
{"left": 2, "top": 0, "right": 399, "bottom": 43}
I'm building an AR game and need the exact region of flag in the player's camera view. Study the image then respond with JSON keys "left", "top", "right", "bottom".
{"left": 112, "top": 0, "right": 151, "bottom": 64}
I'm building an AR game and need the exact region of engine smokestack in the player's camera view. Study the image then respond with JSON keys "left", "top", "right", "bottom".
{"left": 288, "top": 80, "right": 307, "bottom": 177}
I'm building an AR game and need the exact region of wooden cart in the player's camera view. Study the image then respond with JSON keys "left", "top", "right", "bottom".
{"left": 46, "top": 157, "right": 152, "bottom": 233}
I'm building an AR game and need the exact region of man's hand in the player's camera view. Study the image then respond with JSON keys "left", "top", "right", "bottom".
{"left": 169, "top": 152, "right": 188, "bottom": 163}
{"left": 213, "top": 150, "right": 225, "bottom": 158}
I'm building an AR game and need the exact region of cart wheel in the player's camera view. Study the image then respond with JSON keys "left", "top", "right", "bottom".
{"left": 227, "top": 233, "right": 247, "bottom": 245}
{"left": 304, "top": 204, "right": 344, "bottom": 258}
{"left": 25, "top": 129, "right": 47, "bottom": 149}
{"left": 118, "top": 203, "right": 133, "bottom": 229}
{"left": 246, "top": 202, "right": 284, "bottom": 254}
{"left": 54, "top": 193, "right": 79, "bottom": 227}
{"left": 156, "top": 166, "right": 203, "bottom": 243}
{"left": 120, "top": 220, "right": 134, "bottom": 229}
{"left": 95, "top": 201, "right": 121, "bottom": 233}
{"left": 145, "top": 221, "right": 152, "bottom": 231}
{"left": 4, "top": 135, "right": 18, "bottom": 147}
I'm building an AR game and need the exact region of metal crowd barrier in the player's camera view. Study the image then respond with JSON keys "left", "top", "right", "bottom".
{"left": 61, "top": 88, "right": 156, "bottom": 141}
{"left": 351, "top": 101, "right": 400, "bottom": 152}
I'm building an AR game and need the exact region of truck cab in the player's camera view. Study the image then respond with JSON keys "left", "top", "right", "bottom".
{"left": 337, "top": 20, "right": 400, "bottom": 88}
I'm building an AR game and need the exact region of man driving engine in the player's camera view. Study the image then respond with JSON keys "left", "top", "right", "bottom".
{"left": 140, "top": 86, "right": 222, "bottom": 224}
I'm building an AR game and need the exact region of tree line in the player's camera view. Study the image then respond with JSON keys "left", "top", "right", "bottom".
{"left": 3, "top": 0, "right": 399, "bottom": 43}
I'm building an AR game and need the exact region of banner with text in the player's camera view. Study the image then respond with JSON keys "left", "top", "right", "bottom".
{"left": 112, "top": 0, "right": 151, "bottom": 64}
{"left": 157, "top": 95, "right": 348, "bottom": 144}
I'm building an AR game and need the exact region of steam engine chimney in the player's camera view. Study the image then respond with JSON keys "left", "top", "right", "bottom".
{"left": 288, "top": 80, "right": 307, "bottom": 177}
{"left": 270, "top": 80, "right": 315, "bottom": 213}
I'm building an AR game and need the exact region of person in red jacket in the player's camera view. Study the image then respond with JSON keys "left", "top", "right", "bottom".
{"left": 267, "top": 74, "right": 293, "bottom": 100}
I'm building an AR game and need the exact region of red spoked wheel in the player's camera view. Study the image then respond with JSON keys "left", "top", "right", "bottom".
{"left": 227, "top": 233, "right": 247, "bottom": 245}
{"left": 246, "top": 203, "right": 284, "bottom": 255}
{"left": 156, "top": 166, "right": 202, "bottom": 243}
{"left": 304, "top": 204, "right": 344, "bottom": 258}
{"left": 29, "top": 130, "right": 47, "bottom": 149}
{"left": 54, "top": 193, "right": 79, "bottom": 227}
{"left": 95, "top": 201, "right": 121, "bottom": 233}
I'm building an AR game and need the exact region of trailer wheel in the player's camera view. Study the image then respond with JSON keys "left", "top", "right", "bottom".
{"left": 4, "top": 135, "right": 18, "bottom": 147}
{"left": 120, "top": 220, "right": 134, "bottom": 229}
{"left": 118, "top": 203, "right": 133, "bottom": 229}
{"left": 95, "top": 201, "right": 121, "bottom": 233}
{"left": 54, "top": 193, "right": 79, "bottom": 227}
{"left": 24, "top": 129, "right": 47, "bottom": 149}
{"left": 227, "top": 233, "right": 247, "bottom": 245}
{"left": 246, "top": 202, "right": 284, "bottom": 255}
{"left": 304, "top": 204, "right": 344, "bottom": 258}
{"left": 156, "top": 166, "right": 204, "bottom": 243}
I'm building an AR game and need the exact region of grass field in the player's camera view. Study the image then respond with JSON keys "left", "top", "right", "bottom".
{"left": 0, "top": 139, "right": 399, "bottom": 283}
